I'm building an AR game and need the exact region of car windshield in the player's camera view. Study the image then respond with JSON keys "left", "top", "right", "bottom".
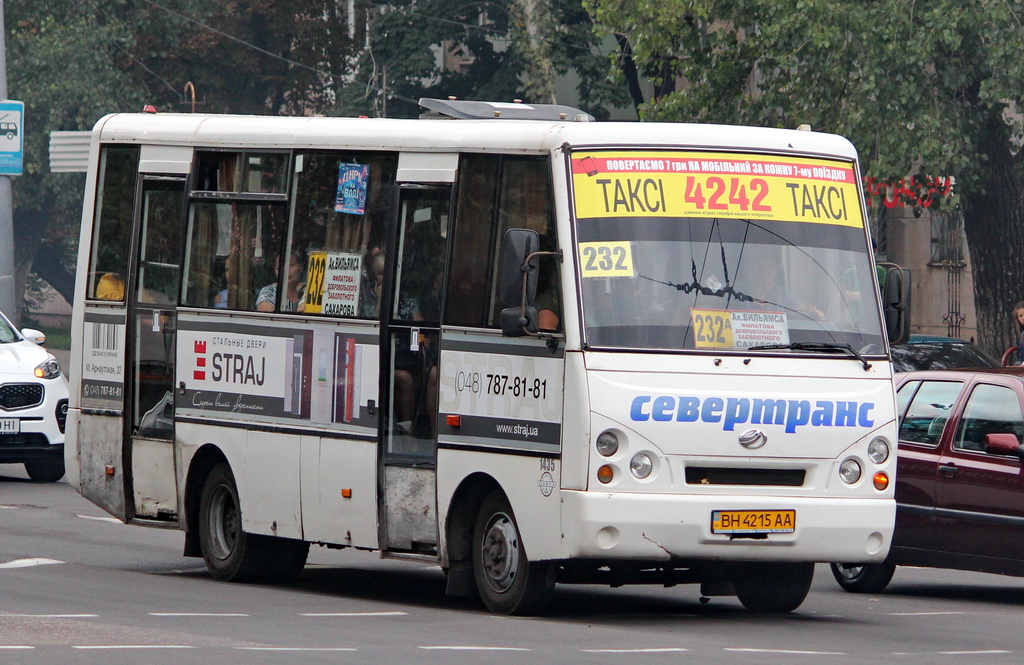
{"left": 0, "top": 313, "right": 17, "bottom": 343}
{"left": 570, "top": 149, "right": 885, "bottom": 354}
{"left": 891, "top": 341, "right": 1001, "bottom": 372}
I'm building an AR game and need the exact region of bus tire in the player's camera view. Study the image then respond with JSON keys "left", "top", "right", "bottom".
{"left": 24, "top": 460, "right": 65, "bottom": 482}
{"left": 472, "top": 490, "right": 555, "bottom": 615}
{"left": 830, "top": 561, "right": 895, "bottom": 594}
{"left": 199, "top": 463, "right": 275, "bottom": 582}
{"left": 732, "top": 562, "right": 814, "bottom": 613}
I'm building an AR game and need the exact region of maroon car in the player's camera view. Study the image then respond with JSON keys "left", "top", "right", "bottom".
{"left": 832, "top": 368, "right": 1024, "bottom": 592}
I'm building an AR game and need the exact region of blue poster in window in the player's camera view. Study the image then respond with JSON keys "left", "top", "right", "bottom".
{"left": 335, "top": 163, "right": 369, "bottom": 215}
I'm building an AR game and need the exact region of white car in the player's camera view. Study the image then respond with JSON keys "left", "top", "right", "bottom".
{"left": 0, "top": 310, "right": 69, "bottom": 481}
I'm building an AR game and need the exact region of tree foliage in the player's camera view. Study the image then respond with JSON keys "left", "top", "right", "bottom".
{"left": 337, "top": 0, "right": 626, "bottom": 119}
{"left": 589, "top": 0, "right": 1024, "bottom": 352}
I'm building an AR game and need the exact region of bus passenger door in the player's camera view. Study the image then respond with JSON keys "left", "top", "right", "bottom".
{"left": 125, "top": 176, "right": 185, "bottom": 521}
{"left": 381, "top": 185, "right": 450, "bottom": 554}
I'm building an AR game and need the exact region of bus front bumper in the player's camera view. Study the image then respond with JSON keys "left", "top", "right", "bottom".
{"left": 559, "top": 490, "right": 894, "bottom": 564}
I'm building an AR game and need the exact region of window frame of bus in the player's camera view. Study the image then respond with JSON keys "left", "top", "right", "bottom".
{"left": 444, "top": 154, "right": 559, "bottom": 329}
{"left": 181, "top": 149, "right": 291, "bottom": 311}
{"left": 283, "top": 150, "right": 397, "bottom": 319}
{"left": 86, "top": 144, "right": 141, "bottom": 302}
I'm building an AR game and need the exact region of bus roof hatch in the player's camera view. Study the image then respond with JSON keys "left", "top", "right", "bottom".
{"left": 419, "top": 98, "right": 594, "bottom": 122}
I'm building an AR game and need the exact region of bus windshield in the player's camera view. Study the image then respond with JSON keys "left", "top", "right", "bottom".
{"left": 571, "top": 149, "right": 885, "bottom": 354}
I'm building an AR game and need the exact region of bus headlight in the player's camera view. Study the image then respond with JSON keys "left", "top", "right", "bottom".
{"left": 839, "top": 458, "right": 862, "bottom": 484}
{"left": 596, "top": 431, "right": 619, "bottom": 457}
{"left": 629, "top": 453, "right": 653, "bottom": 479}
{"left": 867, "top": 437, "right": 890, "bottom": 464}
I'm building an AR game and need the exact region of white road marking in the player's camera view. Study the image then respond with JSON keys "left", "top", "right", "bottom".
{"left": 420, "top": 646, "right": 531, "bottom": 651}
{"left": 236, "top": 647, "right": 358, "bottom": 651}
{"left": 8, "top": 614, "right": 97, "bottom": 618}
{"left": 301, "top": 611, "right": 407, "bottom": 617}
{"left": 149, "top": 613, "right": 249, "bottom": 617}
{"left": 583, "top": 648, "right": 690, "bottom": 653}
{"left": 888, "top": 611, "right": 968, "bottom": 616}
{"left": 939, "top": 651, "right": 1011, "bottom": 655}
{"left": 0, "top": 558, "right": 64, "bottom": 569}
{"left": 76, "top": 514, "right": 123, "bottom": 524}
{"left": 72, "top": 645, "right": 195, "bottom": 649}
{"left": 0, "top": 646, "right": 34, "bottom": 650}
{"left": 725, "top": 648, "right": 847, "bottom": 655}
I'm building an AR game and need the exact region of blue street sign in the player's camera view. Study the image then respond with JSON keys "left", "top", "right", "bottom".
{"left": 0, "top": 100, "right": 24, "bottom": 176}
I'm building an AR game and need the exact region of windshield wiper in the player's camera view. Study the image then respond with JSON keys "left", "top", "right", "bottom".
{"left": 747, "top": 342, "right": 872, "bottom": 371}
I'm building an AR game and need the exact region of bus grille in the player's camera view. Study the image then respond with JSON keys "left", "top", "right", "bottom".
{"left": 685, "top": 467, "right": 806, "bottom": 487}
{"left": 0, "top": 384, "right": 43, "bottom": 410}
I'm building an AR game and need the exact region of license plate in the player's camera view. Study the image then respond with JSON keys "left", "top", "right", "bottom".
{"left": 712, "top": 510, "right": 795, "bottom": 534}
{"left": 0, "top": 418, "right": 20, "bottom": 435}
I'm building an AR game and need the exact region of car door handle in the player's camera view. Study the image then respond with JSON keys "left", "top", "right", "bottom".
{"left": 938, "top": 463, "right": 959, "bottom": 477}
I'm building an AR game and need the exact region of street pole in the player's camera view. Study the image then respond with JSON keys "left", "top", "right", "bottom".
{"left": 0, "top": 0, "right": 14, "bottom": 324}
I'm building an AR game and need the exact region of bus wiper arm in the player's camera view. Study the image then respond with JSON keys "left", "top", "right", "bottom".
{"left": 747, "top": 342, "right": 872, "bottom": 371}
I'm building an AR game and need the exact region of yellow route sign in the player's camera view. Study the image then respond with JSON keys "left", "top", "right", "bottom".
{"left": 578, "top": 241, "right": 635, "bottom": 278}
{"left": 572, "top": 151, "right": 863, "bottom": 228}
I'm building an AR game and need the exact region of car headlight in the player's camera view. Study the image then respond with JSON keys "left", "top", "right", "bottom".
{"left": 34, "top": 357, "right": 62, "bottom": 379}
{"left": 839, "top": 458, "right": 862, "bottom": 484}
{"left": 867, "top": 437, "right": 890, "bottom": 464}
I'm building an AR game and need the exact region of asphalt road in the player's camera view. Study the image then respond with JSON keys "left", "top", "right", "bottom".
{"left": 3, "top": 467, "right": 1024, "bottom": 665}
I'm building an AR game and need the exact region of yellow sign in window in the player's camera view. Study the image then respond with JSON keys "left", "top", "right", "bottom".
{"left": 578, "top": 241, "right": 635, "bottom": 278}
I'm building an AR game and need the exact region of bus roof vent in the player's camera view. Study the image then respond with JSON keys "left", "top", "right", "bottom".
{"left": 418, "top": 98, "right": 595, "bottom": 122}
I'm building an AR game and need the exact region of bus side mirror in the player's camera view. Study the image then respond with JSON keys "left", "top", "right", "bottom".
{"left": 499, "top": 228, "right": 540, "bottom": 307}
{"left": 500, "top": 306, "right": 539, "bottom": 337}
{"left": 882, "top": 265, "right": 911, "bottom": 345}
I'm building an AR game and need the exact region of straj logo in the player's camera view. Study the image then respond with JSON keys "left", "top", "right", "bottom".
{"left": 193, "top": 340, "right": 207, "bottom": 380}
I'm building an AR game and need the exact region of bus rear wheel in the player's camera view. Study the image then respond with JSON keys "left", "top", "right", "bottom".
{"left": 732, "top": 562, "right": 814, "bottom": 613}
{"left": 198, "top": 463, "right": 308, "bottom": 583}
{"left": 472, "top": 490, "right": 554, "bottom": 615}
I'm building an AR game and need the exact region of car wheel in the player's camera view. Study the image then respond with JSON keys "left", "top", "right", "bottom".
{"left": 24, "top": 459, "right": 65, "bottom": 482}
{"left": 732, "top": 562, "right": 814, "bottom": 613}
{"left": 830, "top": 561, "right": 895, "bottom": 593}
{"left": 472, "top": 490, "right": 555, "bottom": 615}
{"left": 199, "top": 463, "right": 301, "bottom": 583}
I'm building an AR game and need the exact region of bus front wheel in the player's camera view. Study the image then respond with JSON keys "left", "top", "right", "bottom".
{"left": 472, "top": 490, "right": 554, "bottom": 615}
{"left": 732, "top": 562, "right": 814, "bottom": 613}
{"left": 198, "top": 463, "right": 308, "bottom": 583}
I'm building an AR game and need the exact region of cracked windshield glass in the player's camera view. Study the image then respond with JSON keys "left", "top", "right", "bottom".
{"left": 571, "top": 150, "right": 884, "bottom": 354}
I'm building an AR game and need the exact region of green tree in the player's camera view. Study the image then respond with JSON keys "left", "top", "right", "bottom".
{"left": 338, "top": 0, "right": 627, "bottom": 119}
{"left": 9, "top": 0, "right": 147, "bottom": 312}
{"left": 589, "top": 0, "right": 1024, "bottom": 354}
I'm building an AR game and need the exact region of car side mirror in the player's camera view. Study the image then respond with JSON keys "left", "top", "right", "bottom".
{"left": 984, "top": 433, "right": 1024, "bottom": 460}
{"left": 20, "top": 327, "right": 46, "bottom": 345}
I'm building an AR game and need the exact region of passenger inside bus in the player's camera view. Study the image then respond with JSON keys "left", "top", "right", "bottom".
{"left": 753, "top": 255, "right": 824, "bottom": 320}
{"left": 95, "top": 272, "right": 125, "bottom": 301}
{"left": 256, "top": 249, "right": 307, "bottom": 313}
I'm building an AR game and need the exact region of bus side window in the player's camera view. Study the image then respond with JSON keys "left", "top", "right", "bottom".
{"left": 287, "top": 151, "right": 397, "bottom": 318}
{"left": 182, "top": 201, "right": 287, "bottom": 310}
{"left": 445, "top": 155, "right": 559, "bottom": 329}
{"left": 87, "top": 145, "right": 139, "bottom": 301}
